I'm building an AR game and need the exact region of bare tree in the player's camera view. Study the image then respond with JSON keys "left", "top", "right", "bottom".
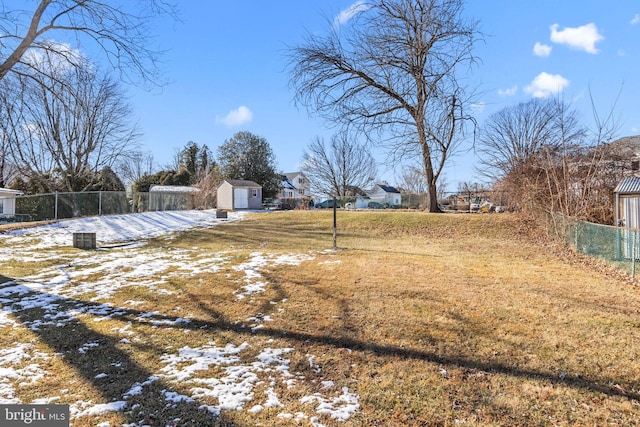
{"left": 288, "top": 0, "right": 481, "bottom": 212}
{"left": 5, "top": 54, "right": 140, "bottom": 192}
{"left": 478, "top": 93, "right": 624, "bottom": 223}
{"left": 0, "top": 0, "right": 176, "bottom": 88}
{"left": 301, "top": 134, "right": 378, "bottom": 197}
{"left": 116, "top": 151, "right": 156, "bottom": 189}
{"left": 399, "top": 164, "right": 428, "bottom": 194}
{"left": 477, "top": 98, "right": 584, "bottom": 181}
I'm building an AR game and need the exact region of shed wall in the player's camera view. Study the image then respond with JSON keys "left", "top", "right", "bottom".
{"left": 620, "top": 196, "right": 640, "bottom": 229}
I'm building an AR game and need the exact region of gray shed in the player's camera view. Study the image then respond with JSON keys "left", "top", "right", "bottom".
{"left": 614, "top": 177, "right": 640, "bottom": 228}
{"left": 149, "top": 185, "right": 200, "bottom": 211}
{"left": 216, "top": 180, "right": 262, "bottom": 210}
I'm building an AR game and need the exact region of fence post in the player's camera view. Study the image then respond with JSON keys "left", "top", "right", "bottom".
{"left": 54, "top": 192, "right": 58, "bottom": 220}
{"left": 99, "top": 191, "right": 102, "bottom": 216}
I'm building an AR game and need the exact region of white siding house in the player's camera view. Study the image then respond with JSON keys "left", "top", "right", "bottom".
{"left": 279, "top": 172, "right": 310, "bottom": 199}
{"left": 367, "top": 184, "right": 402, "bottom": 207}
{"left": 0, "top": 188, "right": 23, "bottom": 219}
{"left": 217, "top": 180, "right": 263, "bottom": 210}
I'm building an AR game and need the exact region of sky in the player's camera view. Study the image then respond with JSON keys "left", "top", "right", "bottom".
{"left": 0, "top": 210, "right": 358, "bottom": 423}
{"left": 42, "top": 1, "right": 640, "bottom": 193}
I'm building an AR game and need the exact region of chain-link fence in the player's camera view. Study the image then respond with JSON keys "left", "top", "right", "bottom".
{"left": 12, "top": 191, "right": 214, "bottom": 222}
{"left": 547, "top": 212, "right": 640, "bottom": 277}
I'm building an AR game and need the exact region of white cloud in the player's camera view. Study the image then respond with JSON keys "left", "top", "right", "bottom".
{"left": 333, "top": 1, "right": 371, "bottom": 28}
{"left": 524, "top": 72, "right": 569, "bottom": 98}
{"left": 498, "top": 85, "right": 518, "bottom": 96}
{"left": 549, "top": 23, "right": 604, "bottom": 54}
{"left": 23, "top": 41, "right": 83, "bottom": 73}
{"left": 632, "top": 14, "right": 640, "bottom": 25}
{"left": 216, "top": 106, "right": 253, "bottom": 127}
{"left": 533, "top": 42, "right": 552, "bottom": 57}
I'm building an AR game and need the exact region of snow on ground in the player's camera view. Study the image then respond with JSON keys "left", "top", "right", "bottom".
{"left": 0, "top": 210, "right": 359, "bottom": 425}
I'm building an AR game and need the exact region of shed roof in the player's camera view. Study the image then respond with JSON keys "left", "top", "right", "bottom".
{"left": 614, "top": 177, "right": 640, "bottom": 194}
{"left": 149, "top": 185, "right": 200, "bottom": 193}
{"left": 223, "top": 179, "right": 262, "bottom": 188}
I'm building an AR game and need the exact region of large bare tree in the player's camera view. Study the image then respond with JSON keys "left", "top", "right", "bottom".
{"left": 301, "top": 134, "right": 378, "bottom": 197}
{"left": 477, "top": 98, "right": 585, "bottom": 181}
{"left": 288, "top": 0, "right": 480, "bottom": 212}
{"left": 3, "top": 53, "right": 140, "bottom": 193}
{"left": 0, "top": 0, "right": 175, "bottom": 87}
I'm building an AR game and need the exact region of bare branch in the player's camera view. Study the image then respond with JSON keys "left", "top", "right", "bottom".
{"left": 288, "top": 0, "right": 481, "bottom": 212}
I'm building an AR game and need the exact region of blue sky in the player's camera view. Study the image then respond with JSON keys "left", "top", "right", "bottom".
{"left": 124, "top": 1, "right": 640, "bottom": 192}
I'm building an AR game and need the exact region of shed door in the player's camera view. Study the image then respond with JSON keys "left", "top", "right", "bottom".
{"left": 622, "top": 196, "right": 640, "bottom": 229}
{"left": 234, "top": 188, "right": 249, "bottom": 209}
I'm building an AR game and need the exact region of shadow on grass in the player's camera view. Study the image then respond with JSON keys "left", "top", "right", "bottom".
{"left": 2, "top": 260, "right": 638, "bottom": 427}
{"left": 0, "top": 279, "right": 241, "bottom": 427}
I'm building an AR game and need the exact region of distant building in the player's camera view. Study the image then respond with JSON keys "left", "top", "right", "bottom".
{"left": 279, "top": 172, "right": 310, "bottom": 199}
{"left": 367, "top": 184, "right": 402, "bottom": 207}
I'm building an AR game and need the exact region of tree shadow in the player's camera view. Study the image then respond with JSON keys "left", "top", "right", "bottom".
{"left": 2, "top": 276, "right": 638, "bottom": 427}
{"left": 0, "top": 280, "right": 241, "bottom": 427}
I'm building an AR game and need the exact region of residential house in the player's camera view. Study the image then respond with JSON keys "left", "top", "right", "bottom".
{"left": 0, "top": 188, "right": 23, "bottom": 219}
{"left": 279, "top": 172, "right": 310, "bottom": 199}
{"left": 367, "top": 184, "right": 402, "bottom": 207}
{"left": 217, "top": 179, "right": 262, "bottom": 210}
{"left": 344, "top": 185, "right": 370, "bottom": 209}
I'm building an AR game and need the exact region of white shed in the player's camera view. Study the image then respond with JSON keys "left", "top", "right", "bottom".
{"left": 216, "top": 180, "right": 263, "bottom": 211}
{"left": 0, "top": 188, "right": 23, "bottom": 219}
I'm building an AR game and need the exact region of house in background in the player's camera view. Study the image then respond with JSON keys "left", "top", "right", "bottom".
{"left": 217, "top": 179, "right": 262, "bottom": 210}
{"left": 279, "top": 172, "right": 310, "bottom": 199}
{"left": 0, "top": 188, "right": 23, "bottom": 220}
{"left": 149, "top": 185, "right": 200, "bottom": 211}
{"left": 367, "top": 183, "right": 402, "bottom": 207}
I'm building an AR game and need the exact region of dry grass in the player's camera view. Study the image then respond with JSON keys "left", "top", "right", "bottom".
{"left": 3, "top": 210, "right": 640, "bottom": 426}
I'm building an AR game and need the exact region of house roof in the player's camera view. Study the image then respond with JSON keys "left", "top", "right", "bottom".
{"left": 149, "top": 185, "right": 200, "bottom": 193}
{"left": 0, "top": 188, "right": 23, "bottom": 197}
{"left": 224, "top": 179, "right": 262, "bottom": 188}
{"left": 280, "top": 176, "right": 296, "bottom": 190}
{"left": 284, "top": 172, "right": 304, "bottom": 180}
{"left": 376, "top": 184, "right": 401, "bottom": 194}
{"left": 604, "top": 135, "right": 640, "bottom": 158}
{"left": 614, "top": 177, "right": 640, "bottom": 194}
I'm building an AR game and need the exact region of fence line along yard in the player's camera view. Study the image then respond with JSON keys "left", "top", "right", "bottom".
{"left": 547, "top": 212, "right": 640, "bottom": 277}
{"left": 10, "top": 190, "right": 214, "bottom": 223}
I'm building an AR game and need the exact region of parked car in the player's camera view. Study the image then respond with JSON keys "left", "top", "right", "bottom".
{"left": 368, "top": 201, "right": 384, "bottom": 209}
{"left": 315, "top": 199, "right": 340, "bottom": 209}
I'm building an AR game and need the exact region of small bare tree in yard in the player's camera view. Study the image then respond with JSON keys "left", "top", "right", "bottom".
{"left": 0, "top": 0, "right": 175, "bottom": 87}
{"left": 288, "top": 0, "right": 481, "bottom": 212}
{"left": 301, "top": 134, "right": 378, "bottom": 197}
